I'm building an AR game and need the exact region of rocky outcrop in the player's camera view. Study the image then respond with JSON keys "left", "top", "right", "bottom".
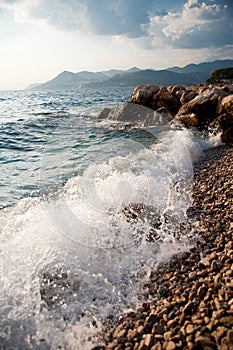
{"left": 98, "top": 83, "right": 233, "bottom": 144}
{"left": 175, "top": 88, "right": 229, "bottom": 129}
{"left": 130, "top": 85, "right": 181, "bottom": 115}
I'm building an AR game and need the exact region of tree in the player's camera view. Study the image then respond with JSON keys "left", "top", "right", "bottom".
{"left": 206, "top": 67, "right": 233, "bottom": 84}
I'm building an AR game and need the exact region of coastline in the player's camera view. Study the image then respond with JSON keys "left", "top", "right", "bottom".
{"left": 95, "top": 144, "right": 233, "bottom": 350}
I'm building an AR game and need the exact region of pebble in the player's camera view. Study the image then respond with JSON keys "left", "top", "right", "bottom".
{"left": 95, "top": 146, "right": 233, "bottom": 350}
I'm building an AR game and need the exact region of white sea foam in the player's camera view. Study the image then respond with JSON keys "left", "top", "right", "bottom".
{"left": 0, "top": 127, "right": 202, "bottom": 349}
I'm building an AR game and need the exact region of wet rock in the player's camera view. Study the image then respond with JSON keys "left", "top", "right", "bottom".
{"left": 107, "top": 102, "right": 170, "bottom": 127}
{"left": 173, "top": 113, "right": 199, "bottom": 127}
{"left": 121, "top": 203, "right": 162, "bottom": 242}
{"left": 156, "top": 107, "right": 173, "bottom": 122}
{"left": 209, "top": 111, "right": 233, "bottom": 144}
{"left": 98, "top": 107, "right": 112, "bottom": 119}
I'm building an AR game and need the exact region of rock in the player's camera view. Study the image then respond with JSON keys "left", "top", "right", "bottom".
{"left": 209, "top": 111, "right": 233, "bottom": 145}
{"left": 165, "top": 340, "right": 176, "bottom": 350}
{"left": 98, "top": 107, "right": 112, "bottom": 119}
{"left": 218, "top": 95, "right": 233, "bottom": 114}
{"left": 97, "top": 146, "right": 233, "bottom": 350}
{"left": 221, "top": 84, "right": 233, "bottom": 93}
{"left": 180, "top": 90, "right": 198, "bottom": 105}
{"left": 155, "top": 107, "right": 173, "bottom": 122}
{"left": 195, "top": 336, "right": 217, "bottom": 349}
{"left": 157, "top": 92, "right": 180, "bottom": 115}
{"left": 130, "top": 84, "right": 160, "bottom": 109}
{"left": 144, "top": 334, "right": 152, "bottom": 348}
{"left": 188, "top": 271, "right": 197, "bottom": 280}
{"left": 209, "top": 111, "right": 233, "bottom": 131}
{"left": 199, "top": 257, "right": 211, "bottom": 268}
{"left": 164, "top": 332, "right": 172, "bottom": 341}
{"left": 183, "top": 301, "right": 197, "bottom": 316}
{"left": 227, "top": 330, "right": 233, "bottom": 344}
{"left": 222, "top": 126, "right": 233, "bottom": 145}
{"left": 169, "top": 85, "right": 186, "bottom": 95}
{"left": 176, "top": 88, "right": 229, "bottom": 129}
{"left": 186, "top": 323, "right": 195, "bottom": 335}
{"left": 173, "top": 113, "right": 199, "bottom": 127}
{"left": 153, "top": 325, "right": 165, "bottom": 335}
{"left": 107, "top": 102, "right": 170, "bottom": 127}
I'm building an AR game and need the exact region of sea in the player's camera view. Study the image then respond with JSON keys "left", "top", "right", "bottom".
{"left": 0, "top": 87, "right": 221, "bottom": 349}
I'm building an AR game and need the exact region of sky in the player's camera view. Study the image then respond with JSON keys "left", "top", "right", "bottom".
{"left": 0, "top": 0, "right": 232, "bottom": 89}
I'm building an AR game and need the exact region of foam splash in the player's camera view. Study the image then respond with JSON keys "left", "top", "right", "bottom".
{"left": 0, "top": 127, "right": 200, "bottom": 349}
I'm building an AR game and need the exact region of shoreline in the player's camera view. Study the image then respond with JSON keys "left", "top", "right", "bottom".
{"left": 94, "top": 144, "right": 233, "bottom": 350}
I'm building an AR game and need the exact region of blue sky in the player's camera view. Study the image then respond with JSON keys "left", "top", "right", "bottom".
{"left": 0, "top": 0, "right": 232, "bottom": 89}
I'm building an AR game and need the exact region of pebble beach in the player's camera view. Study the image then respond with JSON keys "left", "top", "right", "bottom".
{"left": 95, "top": 144, "right": 233, "bottom": 350}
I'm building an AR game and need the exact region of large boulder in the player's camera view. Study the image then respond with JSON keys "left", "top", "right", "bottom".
{"left": 209, "top": 111, "right": 233, "bottom": 145}
{"left": 168, "top": 85, "right": 186, "bottom": 95}
{"left": 107, "top": 102, "right": 170, "bottom": 127}
{"left": 130, "top": 84, "right": 160, "bottom": 109}
{"left": 180, "top": 90, "right": 198, "bottom": 105}
{"left": 157, "top": 91, "right": 181, "bottom": 115}
{"left": 176, "top": 88, "right": 229, "bottom": 129}
{"left": 173, "top": 113, "right": 199, "bottom": 128}
{"left": 217, "top": 95, "right": 233, "bottom": 115}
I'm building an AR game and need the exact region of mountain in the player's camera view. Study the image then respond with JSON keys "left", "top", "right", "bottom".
{"left": 89, "top": 69, "right": 206, "bottom": 87}
{"left": 31, "top": 70, "right": 109, "bottom": 90}
{"left": 26, "top": 60, "right": 233, "bottom": 90}
{"left": 167, "top": 59, "right": 233, "bottom": 74}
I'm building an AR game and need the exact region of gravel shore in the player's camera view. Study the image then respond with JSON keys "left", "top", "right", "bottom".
{"left": 94, "top": 145, "right": 233, "bottom": 350}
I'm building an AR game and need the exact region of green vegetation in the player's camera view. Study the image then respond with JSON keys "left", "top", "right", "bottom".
{"left": 206, "top": 67, "right": 233, "bottom": 84}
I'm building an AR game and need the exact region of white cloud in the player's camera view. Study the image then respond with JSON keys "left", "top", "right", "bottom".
{"left": 147, "top": 0, "right": 233, "bottom": 49}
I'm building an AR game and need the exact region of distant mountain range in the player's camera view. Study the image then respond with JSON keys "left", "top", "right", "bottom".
{"left": 26, "top": 60, "right": 233, "bottom": 90}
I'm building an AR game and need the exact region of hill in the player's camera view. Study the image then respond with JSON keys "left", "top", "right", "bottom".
{"left": 26, "top": 60, "right": 233, "bottom": 90}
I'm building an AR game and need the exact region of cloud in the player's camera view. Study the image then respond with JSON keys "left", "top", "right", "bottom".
{"left": 0, "top": 0, "right": 232, "bottom": 50}
{"left": 147, "top": 0, "right": 233, "bottom": 49}
{"left": 0, "top": 0, "right": 153, "bottom": 37}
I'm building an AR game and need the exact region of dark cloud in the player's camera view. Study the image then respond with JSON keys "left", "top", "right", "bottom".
{"left": 0, "top": 0, "right": 232, "bottom": 50}
{"left": 27, "top": 0, "right": 153, "bottom": 38}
